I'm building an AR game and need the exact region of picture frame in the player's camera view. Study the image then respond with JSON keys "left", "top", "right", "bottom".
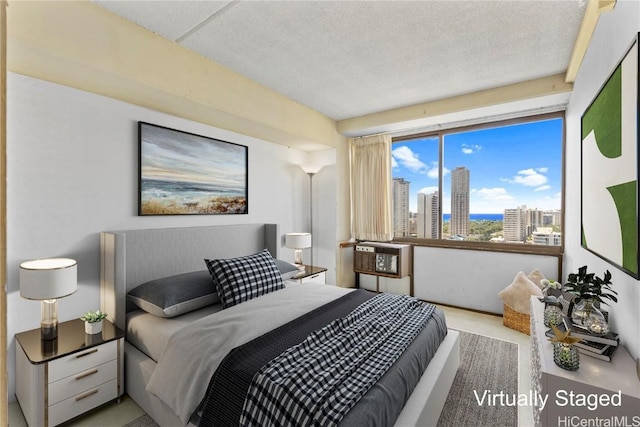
{"left": 138, "top": 122, "right": 248, "bottom": 216}
{"left": 580, "top": 33, "right": 639, "bottom": 279}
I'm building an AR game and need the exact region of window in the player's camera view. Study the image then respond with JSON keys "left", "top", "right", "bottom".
{"left": 391, "top": 113, "right": 564, "bottom": 250}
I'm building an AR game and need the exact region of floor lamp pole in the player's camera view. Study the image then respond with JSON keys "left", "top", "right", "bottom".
{"left": 307, "top": 172, "right": 315, "bottom": 267}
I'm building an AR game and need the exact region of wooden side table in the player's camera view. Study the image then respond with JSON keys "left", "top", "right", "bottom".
{"left": 15, "top": 318, "right": 124, "bottom": 427}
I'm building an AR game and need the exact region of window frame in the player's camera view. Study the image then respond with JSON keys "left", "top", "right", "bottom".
{"left": 391, "top": 111, "right": 565, "bottom": 256}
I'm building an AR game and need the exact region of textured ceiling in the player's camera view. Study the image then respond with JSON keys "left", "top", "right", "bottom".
{"left": 93, "top": 0, "right": 586, "bottom": 121}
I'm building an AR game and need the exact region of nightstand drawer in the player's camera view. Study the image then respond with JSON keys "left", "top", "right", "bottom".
{"left": 48, "top": 378, "right": 118, "bottom": 427}
{"left": 48, "top": 340, "right": 117, "bottom": 383}
{"left": 48, "top": 359, "right": 117, "bottom": 405}
{"left": 300, "top": 271, "right": 326, "bottom": 284}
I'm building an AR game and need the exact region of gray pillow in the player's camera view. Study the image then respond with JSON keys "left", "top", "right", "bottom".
{"left": 275, "top": 259, "right": 301, "bottom": 280}
{"left": 128, "top": 270, "right": 219, "bottom": 318}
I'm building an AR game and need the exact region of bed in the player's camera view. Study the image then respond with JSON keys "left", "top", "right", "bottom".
{"left": 100, "top": 223, "right": 460, "bottom": 426}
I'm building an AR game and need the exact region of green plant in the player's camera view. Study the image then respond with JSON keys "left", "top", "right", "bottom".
{"left": 564, "top": 265, "right": 617, "bottom": 305}
{"left": 80, "top": 310, "right": 108, "bottom": 323}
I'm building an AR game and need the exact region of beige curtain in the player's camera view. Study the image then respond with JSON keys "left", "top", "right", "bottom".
{"left": 349, "top": 134, "right": 393, "bottom": 241}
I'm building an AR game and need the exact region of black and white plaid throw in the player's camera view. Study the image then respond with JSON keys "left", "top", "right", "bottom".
{"left": 239, "top": 293, "right": 436, "bottom": 427}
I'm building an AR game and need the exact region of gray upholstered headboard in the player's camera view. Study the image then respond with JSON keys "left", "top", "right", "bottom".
{"left": 100, "top": 224, "right": 279, "bottom": 330}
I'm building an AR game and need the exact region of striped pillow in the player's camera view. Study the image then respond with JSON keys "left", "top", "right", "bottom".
{"left": 205, "top": 249, "right": 285, "bottom": 309}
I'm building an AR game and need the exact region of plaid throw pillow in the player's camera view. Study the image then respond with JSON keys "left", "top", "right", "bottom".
{"left": 205, "top": 249, "right": 285, "bottom": 309}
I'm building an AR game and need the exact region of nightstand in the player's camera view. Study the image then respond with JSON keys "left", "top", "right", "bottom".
{"left": 15, "top": 318, "right": 124, "bottom": 427}
{"left": 287, "top": 265, "right": 327, "bottom": 285}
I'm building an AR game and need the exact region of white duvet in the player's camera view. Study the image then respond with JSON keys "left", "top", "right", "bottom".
{"left": 146, "top": 283, "right": 353, "bottom": 425}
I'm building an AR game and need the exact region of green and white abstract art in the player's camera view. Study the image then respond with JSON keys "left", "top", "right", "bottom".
{"left": 581, "top": 34, "right": 639, "bottom": 279}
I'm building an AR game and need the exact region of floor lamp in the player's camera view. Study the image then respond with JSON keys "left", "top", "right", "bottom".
{"left": 300, "top": 165, "right": 323, "bottom": 267}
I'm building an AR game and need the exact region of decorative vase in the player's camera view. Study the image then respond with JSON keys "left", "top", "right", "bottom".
{"left": 84, "top": 320, "right": 103, "bottom": 335}
{"left": 553, "top": 343, "right": 579, "bottom": 371}
{"left": 571, "top": 299, "right": 609, "bottom": 335}
{"left": 544, "top": 305, "right": 563, "bottom": 327}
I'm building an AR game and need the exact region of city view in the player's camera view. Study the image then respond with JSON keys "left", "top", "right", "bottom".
{"left": 392, "top": 118, "right": 563, "bottom": 246}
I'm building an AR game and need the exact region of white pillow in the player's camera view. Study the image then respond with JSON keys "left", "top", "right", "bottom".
{"left": 527, "top": 269, "right": 547, "bottom": 289}
{"left": 498, "top": 271, "right": 542, "bottom": 314}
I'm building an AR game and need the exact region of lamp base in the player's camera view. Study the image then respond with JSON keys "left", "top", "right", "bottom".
{"left": 293, "top": 249, "right": 304, "bottom": 266}
{"left": 41, "top": 299, "right": 58, "bottom": 341}
{"left": 41, "top": 322, "right": 58, "bottom": 341}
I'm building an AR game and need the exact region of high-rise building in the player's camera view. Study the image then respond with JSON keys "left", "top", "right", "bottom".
{"left": 527, "top": 208, "right": 544, "bottom": 235}
{"left": 417, "top": 191, "right": 439, "bottom": 238}
{"left": 409, "top": 212, "right": 417, "bottom": 237}
{"left": 532, "top": 227, "right": 562, "bottom": 246}
{"left": 504, "top": 205, "right": 528, "bottom": 243}
{"left": 393, "top": 178, "right": 410, "bottom": 237}
{"left": 450, "top": 167, "right": 469, "bottom": 237}
{"left": 542, "top": 210, "right": 563, "bottom": 230}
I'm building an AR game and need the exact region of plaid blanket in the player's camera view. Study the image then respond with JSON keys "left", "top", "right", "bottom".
{"left": 239, "top": 293, "right": 436, "bottom": 427}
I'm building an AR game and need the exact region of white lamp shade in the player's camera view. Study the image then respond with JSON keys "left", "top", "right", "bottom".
{"left": 300, "top": 164, "right": 323, "bottom": 174}
{"left": 20, "top": 258, "right": 77, "bottom": 300}
{"left": 285, "top": 233, "right": 312, "bottom": 249}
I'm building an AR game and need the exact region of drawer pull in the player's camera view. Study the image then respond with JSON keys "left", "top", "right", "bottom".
{"left": 75, "top": 368, "right": 99, "bottom": 380}
{"left": 76, "top": 348, "right": 99, "bottom": 359}
{"left": 75, "top": 388, "right": 99, "bottom": 401}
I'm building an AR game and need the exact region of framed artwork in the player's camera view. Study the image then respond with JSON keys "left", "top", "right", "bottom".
{"left": 581, "top": 33, "right": 639, "bottom": 279}
{"left": 138, "top": 122, "right": 248, "bottom": 215}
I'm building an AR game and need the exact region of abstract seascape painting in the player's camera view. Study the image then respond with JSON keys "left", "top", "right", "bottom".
{"left": 139, "top": 122, "right": 248, "bottom": 215}
{"left": 581, "top": 34, "right": 638, "bottom": 279}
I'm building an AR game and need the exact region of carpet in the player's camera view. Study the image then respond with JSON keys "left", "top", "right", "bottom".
{"left": 436, "top": 331, "right": 519, "bottom": 427}
{"left": 124, "top": 331, "right": 518, "bottom": 427}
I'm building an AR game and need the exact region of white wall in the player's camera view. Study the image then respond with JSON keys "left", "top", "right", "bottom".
{"left": 564, "top": 1, "right": 640, "bottom": 362}
{"left": 6, "top": 73, "right": 328, "bottom": 401}
{"left": 413, "top": 247, "right": 560, "bottom": 314}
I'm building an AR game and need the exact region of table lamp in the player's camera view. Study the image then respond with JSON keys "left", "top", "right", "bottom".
{"left": 20, "top": 258, "right": 77, "bottom": 340}
{"left": 285, "top": 233, "right": 312, "bottom": 268}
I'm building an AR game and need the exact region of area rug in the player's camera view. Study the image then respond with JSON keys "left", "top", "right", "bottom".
{"left": 436, "top": 331, "right": 519, "bottom": 427}
{"left": 124, "top": 331, "right": 518, "bottom": 427}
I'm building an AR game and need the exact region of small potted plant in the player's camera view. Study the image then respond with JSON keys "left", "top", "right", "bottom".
{"left": 81, "top": 310, "right": 108, "bottom": 334}
{"left": 564, "top": 265, "right": 617, "bottom": 334}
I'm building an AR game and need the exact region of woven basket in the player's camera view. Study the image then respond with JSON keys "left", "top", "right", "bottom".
{"left": 503, "top": 303, "right": 530, "bottom": 335}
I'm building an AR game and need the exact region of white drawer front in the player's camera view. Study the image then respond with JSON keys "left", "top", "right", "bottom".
{"left": 48, "top": 378, "right": 117, "bottom": 427}
{"left": 301, "top": 271, "right": 326, "bottom": 284}
{"left": 48, "top": 359, "right": 117, "bottom": 405}
{"left": 48, "top": 340, "right": 117, "bottom": 383}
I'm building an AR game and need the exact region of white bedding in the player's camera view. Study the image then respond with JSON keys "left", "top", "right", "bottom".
{"left": 126, "top": 304, "right": 223, "bottom": 362}
{"left": 146, "top": 283, "right": 354, "bottom": 424}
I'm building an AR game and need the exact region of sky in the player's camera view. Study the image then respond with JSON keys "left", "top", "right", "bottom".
{"left": 392, "top": 117, "right": 563, "bottom": 214}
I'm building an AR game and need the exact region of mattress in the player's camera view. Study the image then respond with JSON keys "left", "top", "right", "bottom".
{"left": 125, "top": 281, "right": 304, "bottom": 362}
{"left": 126, "top": 304, "right": 223, "bottom": 362}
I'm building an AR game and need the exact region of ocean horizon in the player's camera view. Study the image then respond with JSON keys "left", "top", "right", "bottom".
{"left": 443, "top": 213, "right": 503, "bottom": 221}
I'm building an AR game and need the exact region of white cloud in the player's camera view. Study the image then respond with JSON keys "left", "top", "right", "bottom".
{"left": 529, "top": 192, "right": 562, "bottom": 210}
{"left": 509, "top": 168, "right": 548, "bottom": 187}
{"left": 418, "top": 186, "right": 438, "bottom": 195}
{"left": 534, "top": 185, "right": 551, "bottom": 192}
{"left": 461, "top": 144, "right": 482, "bottom": 154}
{"left": 427, "top": 162, "right": 449, "bottom": 179}
{"left": 470, "top": 187, "right": 516, "bottom": 213}
{"left": 475, "top": 187, "right": 515, "bottom": 204}
{"left": 392, "top": 146, "right": 426, "bottom": 173}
